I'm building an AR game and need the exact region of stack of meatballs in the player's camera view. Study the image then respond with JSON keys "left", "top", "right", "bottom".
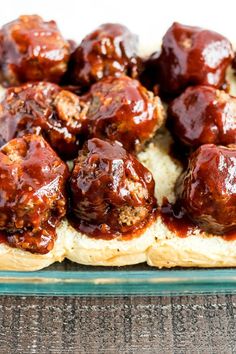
{"left": 0, "top": 15, "right": 235, "bottom": 256}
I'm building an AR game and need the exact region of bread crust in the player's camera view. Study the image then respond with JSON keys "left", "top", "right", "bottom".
{"left": 61, "top": 219, "right": 158, "bottom": 266}
{"left": 147, "top": 218, "right": 236, "bottom": 268}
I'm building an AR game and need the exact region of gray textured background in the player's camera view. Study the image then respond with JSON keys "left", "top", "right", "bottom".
{"left": 0, "top": 295, "right": 236, "bottom": 353}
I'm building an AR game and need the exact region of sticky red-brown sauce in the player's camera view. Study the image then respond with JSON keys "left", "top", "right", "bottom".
{"left": 223, "top": 231, "right": 236, "bottom": 241}
{"left": 66, "top": 23, "right": 139, "bottom": 88}
{"left": 69, "top": 209, "right": 157, "bottom": 241}
{"left": 160, "top": 199, "right": 197, "bottom": 237}
{"left": 160, "top": 199, "right": 236, "bottom": 240}
{"left": 0, "top": 221, "right": 57, "bottom": 254}
{"left": 0, "top": 232, "right": 6, "bottom": 244}
{"left": 168, "top": 86, "right": 236, "bottom": 149}
{"left": 1, "top": 18, "right": 235, "bottom": 252}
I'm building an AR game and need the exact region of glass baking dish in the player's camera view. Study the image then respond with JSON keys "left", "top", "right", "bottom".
{"left": 0, "top": 10, "right": 235, "bottom": 297}
{"left": 1, "top": 261, "right": 236, "bottom": 296}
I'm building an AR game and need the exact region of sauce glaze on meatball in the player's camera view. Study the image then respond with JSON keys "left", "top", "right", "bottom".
{"left": 168, "top": 86, "right": 236, "bottom": 148}
{"left": 176, "top": 144, "right": 236, "bottom": 234}
{"left": 69, "top": 138, "right": 156, "bottom": 238}
{"left": 84, "top": 76, "right": 165, "bottom": 152}
{"left": 152, "top": 22, "right": 233, "bottom": 96}
{"left": 0, "top": 15, "right": 70, "bottom": 86}
{"left": 0, "top": 82, "right": 89, "bottom": 159}
{"left": 0, "top": 134, "right": 69, "bottom": 254}
{"left": 66, "top": 23, "right": 139, "bottom": 88}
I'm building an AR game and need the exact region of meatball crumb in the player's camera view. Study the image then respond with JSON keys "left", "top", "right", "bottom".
{"left": 118, "top": 206, "right": 148, "bottom": 226}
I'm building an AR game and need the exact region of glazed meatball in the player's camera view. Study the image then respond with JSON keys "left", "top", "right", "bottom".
{"left": 66, "top": 23, "right": 139, "bottom": 88}
{"left": 153, "top": 22, "right": 233, "bottom": 96}
{"left": 0, "top": 135, "right": 69, "bottom": 253}
{"left": 176, "top": 144, "right": 236, "bottom": 234}
{"left": 69, "top": 138, "right": 156, "bottom": 238}
{"left": 168, "top": 86, "right": 236, "bottom": 148}
{"left": 0, "top": 82, "right": 89, "bottom": 159}
{"left": 83, "top": 76, "right": 165, "bottom": 152}
{"left": 0, "top": 15, "right": 70, "bottom": 86}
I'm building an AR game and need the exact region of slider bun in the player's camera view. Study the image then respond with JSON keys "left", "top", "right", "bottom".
{"left": 147, "top": 229, "right": 236, "bottom": 268}
{"left": 60, "top": 219, "right": 157, "bottom": 266}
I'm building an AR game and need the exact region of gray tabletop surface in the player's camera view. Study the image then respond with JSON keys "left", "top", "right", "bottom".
{"left": 0, "top": 295, "right": 236, "bottom": 354}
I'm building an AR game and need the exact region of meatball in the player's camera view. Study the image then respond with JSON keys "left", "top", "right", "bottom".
{"left": 168, "top": 86, "right": 236, "bottom": 148}
{"left": 0, "top": 15, "right": 70, "bottom": 86}
{"left": 66, "top": 23, "right": 139, "bottom": 88}
{"left": 0, "top": 82, "right": 89, "bottom": 159}
{"left": 0, "top": 134, "right": 69, "bottom": 253}
{"left": 154, "top": 22, "right": 233, "bottom": 95}
{"left": 176, "top": 144, "right": 236, "bottom": 234}
{"left": 69, "top": 138, "right": 156, "bottom": 238}
{"left": 83, "top": 76, "right": 165, "bottom": 152}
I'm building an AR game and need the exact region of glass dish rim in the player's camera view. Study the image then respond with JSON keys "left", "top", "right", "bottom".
{"left": 1, "top": 267, "right": 236, "bottom": 296}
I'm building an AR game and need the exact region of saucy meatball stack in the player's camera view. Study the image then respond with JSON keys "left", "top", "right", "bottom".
{"left": 0, "top": 15, "right": 235, "bottom": 270}
{"left": 0, "top": 135, "right": 68, "bottom": 254}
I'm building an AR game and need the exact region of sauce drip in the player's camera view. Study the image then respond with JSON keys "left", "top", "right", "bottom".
{"left": 160, "top": 199, "right": 197, "bottom": 237}
{"left": 160, "top": 198, "right": 236, "bottom": 240}
{"left": 0, "top": 232, "right": 6, "bottom": 244}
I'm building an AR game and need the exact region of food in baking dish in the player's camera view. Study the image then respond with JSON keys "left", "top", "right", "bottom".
{"left": 0, "top": 15, "right": 235, "bottom": 270}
